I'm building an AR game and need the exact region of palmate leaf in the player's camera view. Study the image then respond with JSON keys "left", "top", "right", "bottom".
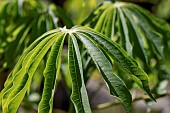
{"left": 0, "top": 26, "right": 154, "bottom": 113}
{"left": 82, "top": 1, "right": 170, "bottom": 65}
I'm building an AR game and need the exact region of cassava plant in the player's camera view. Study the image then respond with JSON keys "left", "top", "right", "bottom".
{"left": 0, "top": 25, "right": 155, "bottom": 113}
{"left": 0, "top": 0, "right": 170, "bottom": 113}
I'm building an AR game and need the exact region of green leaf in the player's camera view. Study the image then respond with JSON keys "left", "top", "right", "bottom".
{"left": 126, "top": 7, "right": 164, "bottom": 57}
{"left": 131, "top": 3, "right": 170, "bottom": 35}
{"left": 105, "top": 8, "right": 116, "bottom": 38}
{"left": 122, "top": 8, "right": 148, "bottom": 63}
{"left": 81, "top": 2, "right": 108, "bottom": 26}
{"left": 2, "top": 29, "right": 60, "bottom": 89}
{"left": 68, "top": 34, "right": 91, "bottom": 113}
{"left": 118, "top": 8, "right": 133, "bottom": 56}
{"left": 75, "top": 26, "right": 155, "bottom": 101}
{"left": 1, "top": 30, "right": 62, "bottom": 113}
{"left": 75, "top": 31, "right": 132, "bottom": 113}
{"left": 38, "top": 34, "right": 66, "bottom": 113}
{"left": 0, "top": 31, "right": 56, "bottom": 105}
{"left": 83, "top": 1, "right": 170, "bottom": 65}
{"left": 94, "top": 6, "right": 113, "bottom": 33}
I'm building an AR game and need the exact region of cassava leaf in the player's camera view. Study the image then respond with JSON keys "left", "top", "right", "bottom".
{"left": 1, "top": 30, "right": 62, "bottom": 113}
{"left": 118, "top": 8, "right": 133, "bottom": 56}
{"left": 68, "top": 34, "right": 91, "bottom": 113}
{"left": 83, "top": 1, "right": 170, "bottom": 65}
{"left": 126, "top": 7, "right": 164, "bottom": 57}
{"left": 75, "top": 32, "right": 132, "bottom": 113}
{"left": 122, "top": 8, "right": 148, "bottom": 63}
{"left": 38, "top": 34, "right": 66, "bottom": 113}
{"left": 75, "top": 26, "right": 155, "bottom": 101}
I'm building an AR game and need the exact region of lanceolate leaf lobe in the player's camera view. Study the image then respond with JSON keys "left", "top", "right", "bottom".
{"left": 68, "top": 35, "right": 91, "bottom": 113}
{"left": 38, "top": 34, "right": 66, "bottom": 113}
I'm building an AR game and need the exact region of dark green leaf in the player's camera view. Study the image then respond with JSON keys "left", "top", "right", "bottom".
{"left": 68, "top": 34, "right": 91, "bottom": 113}
{"left": 38, "top": 34, "right": 65, "bottom": 113}
{"left": 75, "top": 31, "right": 132, "bottom": 113}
